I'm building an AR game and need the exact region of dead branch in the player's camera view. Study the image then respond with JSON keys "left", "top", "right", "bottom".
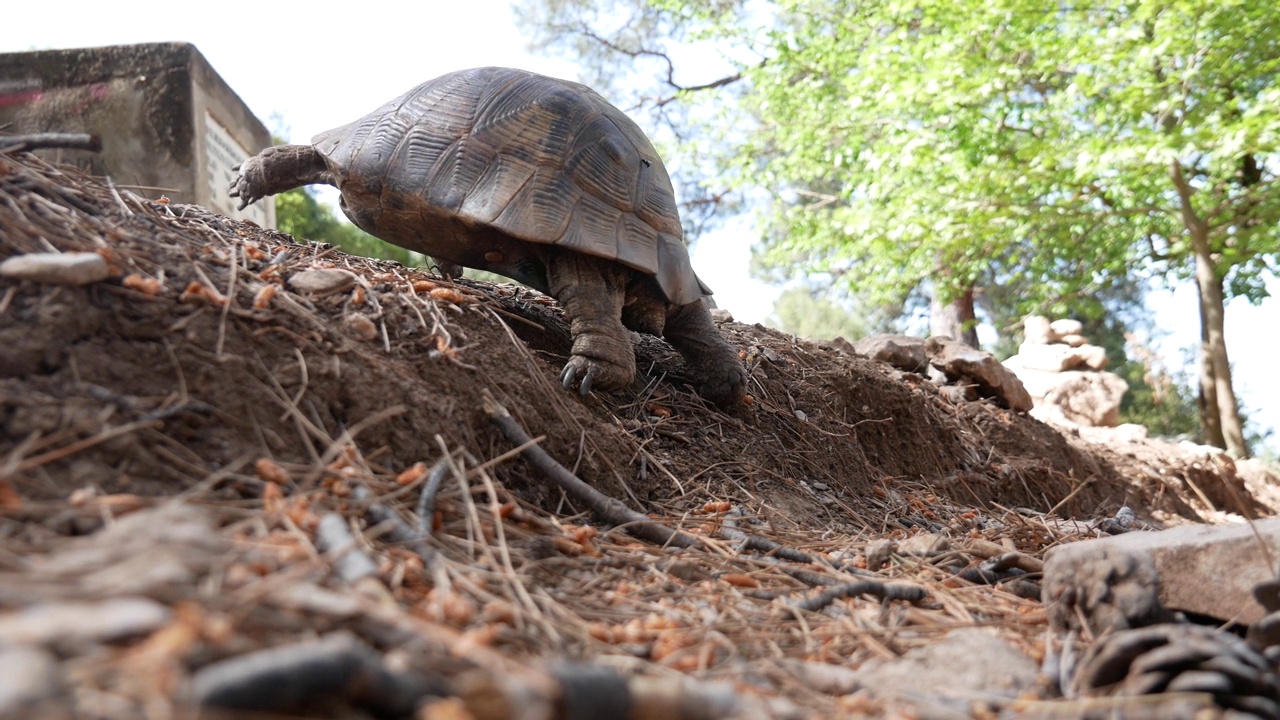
{"left": 456, "top": 663, "right": 738, "bottom": 720}
{"left": 0, "top": 133, "right": 101, "bottom": 152}
{"left": 564, "top": 22, "right": 753, "bottom": 108}
{"left": 483, "top": 390, "right": 701, "bottom": 549}
{"left": 415, "top": 457, "right": 452, "bottom": 537}
{"left": 350, "top": 482, "right": 435, "bottom": 563}
{"left": 720, "top": 507, "right": 823, "bottom": 565}
{"left": 964, "top": 538, "right": 1045, "bottom": 574}
{"left": 190, "top": 632, "right": 445, "bottom": 716}
{"left": 789, "top": 580, "right": 928, "bottom": 613}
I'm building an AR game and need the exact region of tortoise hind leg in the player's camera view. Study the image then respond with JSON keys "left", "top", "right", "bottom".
{"left": 663, "top": 300, "right": 747, "bottom": 407}
{"left": 230, "top": 145, "right": 335, "bottom": 210}
{"left": 546, "top": 254, "right": 636, "bottom": 396}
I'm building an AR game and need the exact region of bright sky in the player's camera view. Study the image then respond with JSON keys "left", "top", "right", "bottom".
{"left": 4, "top": 1, "right": 1275, "bottom": 449}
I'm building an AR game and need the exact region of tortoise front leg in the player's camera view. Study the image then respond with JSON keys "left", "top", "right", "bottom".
{"left": 230, "top": 145, "right": 335, "bottom": 210}
{"left": 546, "top": 254, "right": 636, "bottom": 396}
{"left": 664, "top": 300, "right": 747, "bottom": 407}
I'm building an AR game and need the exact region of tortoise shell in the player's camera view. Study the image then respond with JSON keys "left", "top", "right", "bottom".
{"left": 311, "top": 67, "right": 708, "bottom": 306}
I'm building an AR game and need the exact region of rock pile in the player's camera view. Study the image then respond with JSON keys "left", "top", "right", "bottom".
{"left": 835, "top": 334, "right": 1033, "bottom": 412}
{"left": 1002, "top": 316, "right": 1129, "bottom": 427}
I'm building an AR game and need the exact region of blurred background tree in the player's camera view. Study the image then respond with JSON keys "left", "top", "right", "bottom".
{"left": 520, "top": 0, "right": 1280, "bottom": 458}
{"left": 273, "top": 187, "right": 424, "bottom": 267}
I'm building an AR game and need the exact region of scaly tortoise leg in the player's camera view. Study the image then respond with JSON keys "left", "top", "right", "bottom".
{"left": 546, "top": 254, "right": 637, "bottom": 396}
{"left": 229, "top": 145, "right": 335, "bottom": 210}
{"left": 663, "top": 300, "right": 747, "bottom": 407}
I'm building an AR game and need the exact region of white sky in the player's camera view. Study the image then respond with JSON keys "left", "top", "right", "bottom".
{"left": 3, "top": 0, "right": 1275, "bottom": 448}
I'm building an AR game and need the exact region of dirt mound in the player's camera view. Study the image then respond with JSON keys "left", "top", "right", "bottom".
{"left": 1, "top": 151, "right": 1275, "bottom": 718}
{"left": 0, "top": 152, "right": 1148, "bottom": 522}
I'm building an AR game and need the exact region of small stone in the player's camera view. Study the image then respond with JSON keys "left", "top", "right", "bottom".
{"left": 0, "top": 597, "right": 171, "bottom": 646}
{"left": 709, "top": 307, "right": 734, "bottom": 323}
{"left": 346, "top": 313, "right": 378, "bottom": 341}
{"left": 898, "top": 533, "right": 950, "bottom": 556}
{"left": 852, "top": 334, "right": 929, "bottom": 372}
{"left": 0, "top": 646, "right": 64, "bottom": 713}
{"left": 1023, "top": 315, "right": 1053, "bottom": 344}
{"left": 937, "top": 383, "right": 977, "bottom": 404}
{"left": 1060, "top": 333, "right": 1088, "bottom": 347}
{"left": 1049, "top": 318, "right": 1084, "bottom": 338}
{"left": 856, "top": 628, "right": 1039, "bottom": 710}
{"left": 926, "top": 337, "right": 1034, "bottom": 412}
{"left": 287, "top": 268, "right": 357, "bottom": 296}
{"left": 865, "top": 539, "right": 896, "bottom": 569}
{"left": 0, "top": 252, "right": 109, "bottom": 286}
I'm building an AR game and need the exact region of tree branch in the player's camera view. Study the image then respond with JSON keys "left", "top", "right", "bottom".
{"left": 562, "top": 22, "right": 752, "bottom": 108}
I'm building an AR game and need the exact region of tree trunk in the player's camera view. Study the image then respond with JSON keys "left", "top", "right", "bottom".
{"left": 1196, "top": 305, "right": 1226, "bottom": 450}
{"left": 1172, "top": 161, "right": 1249, "bottom": 458}
{"left": 1192, "top": 259, "right": 1249, "bottom": 457}
{"left": 930, "top": 283, "right": 979, "bottom": 347}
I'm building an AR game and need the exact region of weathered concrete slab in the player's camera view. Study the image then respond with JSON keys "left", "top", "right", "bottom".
{"left": 0, "top": 43, "right": 273, "bottom": 227}
{"left": 1044, "top": 518, "right": 1280, "bottom": 625}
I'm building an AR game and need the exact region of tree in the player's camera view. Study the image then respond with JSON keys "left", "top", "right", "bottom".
{"left": 273, "top": 187, "right": 424, "bottom": 267}
{"left": 522, "top": 0, "right": 1280, "bottom": 457}
{"left": 768, "top": 287, "right": 871, "bottom": 341}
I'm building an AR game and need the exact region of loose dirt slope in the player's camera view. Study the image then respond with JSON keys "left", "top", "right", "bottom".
{"left": 0, "top": 151, "right": 1274, "bottom": 719}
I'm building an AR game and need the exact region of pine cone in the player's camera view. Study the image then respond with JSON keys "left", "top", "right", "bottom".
{"left": 1249, "top": 578, "right": 1280, "bottom": 667}
{"left": 1072, "top": 624, "right": 1280, "bottom": 719}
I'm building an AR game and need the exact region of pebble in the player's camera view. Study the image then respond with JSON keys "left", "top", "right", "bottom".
{"left": 0, "top": 252, "right": 109, "bottom": 285}
{"left": 287, "top": 268, "right": 357, "bottom": 296}
{"left": 0, "top": 597, "right": 171, "bottom": 646}
{"left": 0, "top": 646, "right": 63, "bottom": 713}
{"left": 346, "top": 313, "right": 378, "bottom": 341}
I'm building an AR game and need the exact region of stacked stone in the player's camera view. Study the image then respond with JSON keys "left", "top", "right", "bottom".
{"left": 1002, "top": 316, "right": 1128, "bottom": 427}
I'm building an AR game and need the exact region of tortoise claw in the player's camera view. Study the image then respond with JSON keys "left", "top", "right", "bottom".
{"left": 579, "top": 366, "right": 598, "bottom": 396}
{"left": 560, "top": 360, "right": 602, "bottom": 397}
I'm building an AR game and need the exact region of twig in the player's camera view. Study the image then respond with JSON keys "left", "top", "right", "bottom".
{"left": 350, "top": 483, "right": 434, "bottom": 563}
{"left": 190, "top": 632, "right": 442, "bottom": 716}
{"left": 789, "top": 580, "right": 928, "bottom": 613}
{"left": 483, "top": 389, "right": 700, "bottom": 549}
{"left": 0, "top": 133, "right": 101, "bottom": 152}
{"left": 415, "top": 457, "right": 452, "bottom": 537}
{"left": 964, "top": 538, "right": 1044, "bottom": 574}
{"left": 720, "top": 509, "right": 822, "bottom": 565}
{"left": 6, "top": 419, "right": 162, "bottom": 474}
{"left": 216, "top": 244, "right": 239, "bottom": 358}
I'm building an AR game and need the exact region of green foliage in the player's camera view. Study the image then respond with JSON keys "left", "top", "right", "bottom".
{"left": 520, "top": 0, "right": 1280, "bottom": 451}
{"left": 273, "top": 188, "right": 423, "bottom": 267}
{"left": 739, "top": 0, "right": 1280, "bottom": 311}
{"left": 530, "top": 0, "right": 1280, "bottom": 306}
{"left": 1111, "top": 335, "right": 1203, "bottom": 440}
{"left": 1116, "top": 358, "right": 1202, "bottom": 441}
{"left": 767, "top": 287, "right": 870, "bottom": 341}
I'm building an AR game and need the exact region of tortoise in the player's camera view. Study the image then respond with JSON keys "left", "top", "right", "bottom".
{"left": 231, "top": 66, "right": 745, "bottom": 406}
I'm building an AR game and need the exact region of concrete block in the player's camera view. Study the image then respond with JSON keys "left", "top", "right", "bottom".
{"left": 0, "top": 43, "right": 274, "bottom": 227}
{"left": 1044, "top": 518, "right": 1280, "bottom": 625}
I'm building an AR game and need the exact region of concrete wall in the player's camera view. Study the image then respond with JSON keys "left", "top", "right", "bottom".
{"left": 0, "top": 43, "right": 274, "bottom": 228}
